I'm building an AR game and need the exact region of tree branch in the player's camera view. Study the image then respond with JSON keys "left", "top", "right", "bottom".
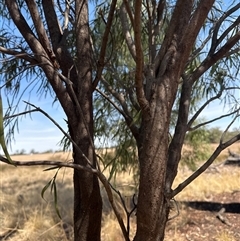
{"left": 96, "top": 87, "right": 139, "bottom": 140}
{"left": 154, "top": 0, "right": 195, "bottom": 75}
{"left": 42, "top": 0, "right": 63, "bottom": 49}
{"left": 0, "top": 46, "right": 37, "bottom": 64}
{"left": 145, "top": 0, "right": 153, "bottom": 63}
{"left": 209, "top": 3, "right": 240, "bottom": 55}
{"left": 23, "top": 101, "right": 94, "bottom": 168}
{"left": 170, "top": 132, "right": 240, "bottom": 198}
{"left": 177, "top": 0, "right": 215, "bottom": 74}
{"left": 92, "top": 0, "right": 117, "bottom": 90}
{"left": 187, "top": 86, "right": 225, "bottom": 129}
{"left": 25, "top": 0, "right": 55, "bottom": 60}
{"left": 123, "top": 0, "right": 134, "bottom": 26}
{"left": 119, "top": 3, "right": 136, "bottom": 62}
{"left": 216, "top": 16, "right": 240, "bottom": 49}
{"left": 3, "top": 109, "right": 39, "bottom": 120}
{"left": 220, "top": 114, "right": 240, "bottom": 144}
{"left": 190, "top": 108, "right": 240, "bottom": 131}
{"left": 5, "top": 0, "right": 48, "bottom": 61}
{"left": 166, "top": 78, "right": 193, "bottom": 192}
{"left": 190, "top": 31, "right": 240, "bottom": 84}
{"left": 224, "top": 46, "right": 240, "bottom": 58}
{"left": 151, "top": 0, "right": 165, "bottom": 63}
{"left": 133, "top": 0, "right": 149, "bottom": 113}
{"left": 0, "top": 154, "right": 94, "bottom": 171}
{"left": 187, "top": 33, "right": 213, "bottom": 66}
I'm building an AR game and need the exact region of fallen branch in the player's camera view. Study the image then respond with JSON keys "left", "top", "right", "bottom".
{"left": 216, "top": 208, "right": 232, "bottom": 226}
{"left": 0, "top": 224, "right": 18, "bottom": 241}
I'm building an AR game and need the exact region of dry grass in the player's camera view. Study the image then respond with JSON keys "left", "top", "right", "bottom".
{"left": 215, "top": 230, "right": 237, "bottom": 241}
{"left": 0, "top": 143, "right": 239, "bottom": 240}
{"left": 0, "top": 153, "right": 74, "bottom": 240}
{"left": 173, "top": 143, "right": 240, "bottom": 201}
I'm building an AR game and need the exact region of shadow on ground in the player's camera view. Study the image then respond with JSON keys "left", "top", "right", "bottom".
{"left": 182, "top": 201, "right": 240, "bottom": 213}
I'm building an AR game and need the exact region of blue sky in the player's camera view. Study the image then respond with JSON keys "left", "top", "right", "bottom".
{"left": 2, "top": 94, "right": 68, "bottom": 154}
{"left": 1, "top": 1, "right": 240, "bottom": 155}
{"left": 2, "top": 88, "right": 239, "bottom": 155}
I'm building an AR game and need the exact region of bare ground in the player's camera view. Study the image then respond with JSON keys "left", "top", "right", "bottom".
{"left": 166, "top": 191, "right": 240, "bottom": 241}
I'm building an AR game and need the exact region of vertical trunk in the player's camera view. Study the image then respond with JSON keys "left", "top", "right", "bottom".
{"left": 68, "top": 83, "right": 102, "bottom": 241}
{"left": 134, "top": 134, "right": 170, "bottom": 241}
{"left": 134, "top": 78, "right": 177, "bottom": 241}
{"left": 70, "top": 117, "right": 102, "bottom": 241}
{"left": 70, "top": 0, "right": 102, "bottom": 240}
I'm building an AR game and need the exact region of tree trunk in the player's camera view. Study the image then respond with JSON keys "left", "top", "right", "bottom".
{"left": 134, "top": 140, "right": 171, "bottom": 241}
{"left": 67, "top": 76, "right": 102, "bottom": 241}
{"left": 134, "top": 80, "right": 176, "bottom": 241}
{"left": 69, "top": 117, "right": 102, "bottom": 241}
{"left": 70, "top": 1, "right": 102, "bottom": 240}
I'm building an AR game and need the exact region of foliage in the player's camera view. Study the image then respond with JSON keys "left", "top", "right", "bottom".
{"left": 183, "top": 126, "right": 211, "bottom": 171}
{"left": 206, "top": 127, "right": 240, "bottom": 143}
{"left": 182, "top": 126, "right": 240, "bottom": 170}
{"left": 41, "top": 167, "right": 62, "bottom": 219}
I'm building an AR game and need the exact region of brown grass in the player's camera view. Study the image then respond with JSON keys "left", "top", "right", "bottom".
{"left": 0, "top": 143, "right": 239, "bottom": 240}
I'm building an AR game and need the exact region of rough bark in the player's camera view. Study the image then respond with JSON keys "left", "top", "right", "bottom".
{"left": 134, "top": 73, "right": 177, "bottom": 241}
{"left": 133, "top": 1, "right": 215, "bottom": 240}
{"left": 5, "top": 1, "right": 102, "bottom": 240}
{"left": 72, "top": 1, "right": 102, "bottom": 241}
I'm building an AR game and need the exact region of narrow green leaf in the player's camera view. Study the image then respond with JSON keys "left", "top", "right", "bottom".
{"left": 41, "top": 180, "right": 52, "bottom": 201}
{"left": 43, "top": 166, "right": 60, "bottom": 172}
{"left": 53, "top": 181, "right": 62, "bottom": 219}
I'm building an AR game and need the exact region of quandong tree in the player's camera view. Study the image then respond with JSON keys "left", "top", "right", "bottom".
{"left": 0, "top": 1, "right": 240, "bottom": 241}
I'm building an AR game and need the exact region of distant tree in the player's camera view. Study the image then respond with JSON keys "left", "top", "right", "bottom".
{"left": 206, "top": 127, "right": 240, "bottom": 143}
{"left": 19, "top": 149, "right": 26, "bottom": 155}
{"left": 29, "top": 149, "right": 35, "bottom": 154}
{"left": 183, "top": 125, "right": 211, "bottom": 170}
{"left": 1, "top": 1, "right": 240, "bottom": 241}
{"left": 207, "top": 127, "right": 223, "bottom": 143}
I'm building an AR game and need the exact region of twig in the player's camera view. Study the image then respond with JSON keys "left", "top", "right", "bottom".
{"left": 168, "top": 198, "right": 180, "bottom": 221}
{"left": 0, "top": 224, "right": 18, "bottom": 240}
{"left": 220, "top": 113, "right": 239, "bottom": 144}
{"left": 110, "top": 184, "right": 136, "bottom": 236}
{"left": 95, "top": 87, "right": 126, "bottom": 118}
{"left": 189, "top": 108, "right": 240, "bottom": 131}
{"left": 3, "top": 109, "right": 39, "bottom": 120}
{"left": 92, "top": 0, "right": 117, "bottom": 89}
{"left": 0, "top": 46, "right": 37, "bottom": 64}
{"left": 23, "top": 101, "right": 93, "bottom": 168}
{"left": 187, "top": 87, "right": 225, "bottom": 129}
{"left": 209, "top": 3, "right": 240, "bottom": 55}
